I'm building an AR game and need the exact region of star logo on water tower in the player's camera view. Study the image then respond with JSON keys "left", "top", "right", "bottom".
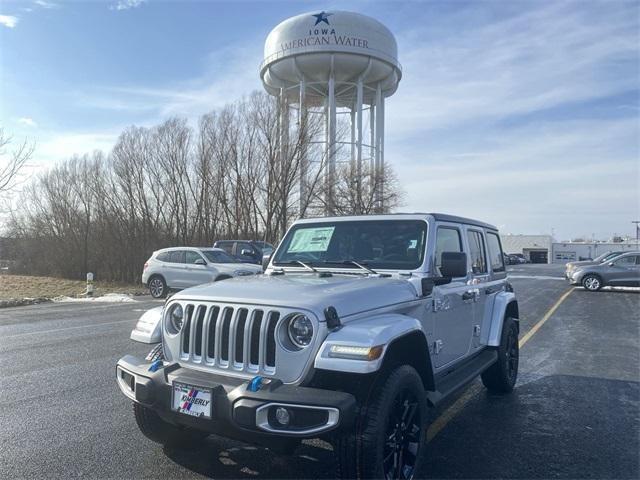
{"left": 312, "top": 11, "right": 333, "bottom": 26}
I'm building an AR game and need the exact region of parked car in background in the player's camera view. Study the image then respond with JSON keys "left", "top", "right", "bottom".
{"left": 213, "top": 240, "right": 274, "bottom": 265}
{"left": 142, "top": 247, "right": 262, "bottom": 298}
{"left": 565, "top": 251, "right": 628, "bottom": 279}
{"left": 568, "top": 252, "right": 640, "bottom": 291}
{"left": 509, "top": 253, "right": 528, "bottom": 264}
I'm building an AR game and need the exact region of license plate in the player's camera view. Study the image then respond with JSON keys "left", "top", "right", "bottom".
{"left": 172, "top": 382, "right": 212, "bottom": 419}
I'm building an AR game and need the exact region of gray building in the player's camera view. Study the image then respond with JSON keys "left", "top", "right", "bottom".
{"left": 551, "top": 242, "right": 638, "bottom": 264}
{"left": 500, "top": 235, "right": 554, "bottom": 264}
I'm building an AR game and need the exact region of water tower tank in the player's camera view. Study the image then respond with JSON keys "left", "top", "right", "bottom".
{"left": 260, "top": 10, "right": 402, "bottom": 214}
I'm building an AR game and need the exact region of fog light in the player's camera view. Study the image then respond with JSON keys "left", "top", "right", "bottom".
{"left": 275, "top": 407, "right": 290, "bottom": 426}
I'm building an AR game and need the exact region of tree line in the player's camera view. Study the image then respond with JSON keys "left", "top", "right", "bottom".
{"left": 3, "top": 91, "right": 403, "bottom": 282}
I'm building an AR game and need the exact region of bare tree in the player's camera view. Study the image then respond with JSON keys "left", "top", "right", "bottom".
{"left": 0, "top": 129, "right": 34, "bottom": 196}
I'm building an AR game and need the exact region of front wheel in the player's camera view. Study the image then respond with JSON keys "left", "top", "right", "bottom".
{"left": 481, "top": 316, "right": 519, "bottom": 393}
{"left": 336, "top": 365, "right": 428, "bottom": 479}
{"left": 582, "top": 274, "right": 602, "bottom": 291}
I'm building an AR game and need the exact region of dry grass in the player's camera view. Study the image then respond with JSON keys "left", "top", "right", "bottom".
{"left": 0, "top": 274, "right": 147, "bottom": 300}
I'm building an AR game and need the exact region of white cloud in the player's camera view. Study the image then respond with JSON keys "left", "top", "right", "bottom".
{"left": 18, "top": 117, "right": 38, "bottom": 128}
{"left": 0, "top": 15, "right": 18, "bottom": 28}
{"left": 110, "top": 0, "right": 147, "bottom": 11}
{"left": 34, "top": 0, "right": 59, "bottom": 8}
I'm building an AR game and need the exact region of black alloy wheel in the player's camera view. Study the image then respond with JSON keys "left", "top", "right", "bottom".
{"left": 383, "top": 388, "right": 423, "bottom": 479}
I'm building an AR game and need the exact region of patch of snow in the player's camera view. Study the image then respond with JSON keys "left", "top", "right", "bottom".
{"left": 507, "top": 275, "right": 566, "bottom": 281}
{"left": 53, "top": 293, "right": 136, "bottom": 303}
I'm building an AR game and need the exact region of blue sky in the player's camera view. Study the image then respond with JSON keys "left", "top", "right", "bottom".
{"left": 1, "top": 0, "right": 638, "bottom": 240}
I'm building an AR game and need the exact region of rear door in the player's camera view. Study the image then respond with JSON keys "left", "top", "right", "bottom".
{"left": 464, "top": 228, "right": 490, "bottom": 351}
{"left": 432, "top": 224, "right": 474, "bottom": 368}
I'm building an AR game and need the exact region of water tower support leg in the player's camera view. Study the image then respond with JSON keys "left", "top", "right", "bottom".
{"left": 374, "top": 85, "right": 383, "bottom": 211}
{"left": 299, "top": 78, "right": 307, "bottom": 217}
{"left": 326, "top": 71, "right": 336, "bottom": 215}
{"left": 355, "top": 79, "right": 364, "bottom": 214}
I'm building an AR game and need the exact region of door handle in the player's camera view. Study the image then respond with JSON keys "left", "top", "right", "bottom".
{"left": 462, "top": 291, "right": 475, "bottom": 301}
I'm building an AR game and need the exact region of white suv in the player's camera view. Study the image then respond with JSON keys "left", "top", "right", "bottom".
{"left": 142, "top": 247, "right": 262, "bottom": 298}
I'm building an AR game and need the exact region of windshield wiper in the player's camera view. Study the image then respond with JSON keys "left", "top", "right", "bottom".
{"left": 278, "top": 260, "right": 320, "bottom": 272}
{"left": 340, "top": 260, "right": 378, "bottom": 275}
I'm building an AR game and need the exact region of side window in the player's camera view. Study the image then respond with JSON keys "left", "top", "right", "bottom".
{"left": 613, "top": 255, "right": 637, "bottom": 267}
{"left": 218, "top": 242, "right": 234, "bottom": 255}
{"left": 156, "top": 252, "right": 170, "bottom": 262}
{"left": 486, "top": 232, "right": 505, "bottom": 273}
{"left": 435, "top": 227, "right": 462, "bottom": 269}
{"left": 185, "top": 251, "right": 203, "bottom": 264}
{"left": 239, "top": 242, "right": 257, "bottom": 256}
{"left": 466, "top": 230, "right": 488, "bottom": 274}
{"left": 168, "top": 250, "right": 185, "bottom": 263}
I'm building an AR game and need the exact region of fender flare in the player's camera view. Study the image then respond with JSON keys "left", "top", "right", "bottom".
{"left": 130, "top": 306, "right": 164, "bottom": 344}
{"left": 487, "top": 292, "right": 519, "bottom": 347}
{"left": 314, "top": 314, "right": 429, "bottom": 376}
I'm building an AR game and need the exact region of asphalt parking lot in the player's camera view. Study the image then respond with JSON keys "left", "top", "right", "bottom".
{"left": 0, "top": 264, "right": 638, "bottom": 479}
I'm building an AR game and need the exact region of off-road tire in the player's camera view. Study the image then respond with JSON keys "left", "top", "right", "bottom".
{"left": 336, "top": 365, "right": 428, "bottom": 479}
{"left": 582, "top": 274, "right": 603, "bottom": 291}
{"left": 133, "top": 402, "right": 208, "bottom": 447}
{"left": 481, "top": 316, "right": 519, "bottom": 393}
{"left": 148, "top": 275, "right": 167, "bottom": 299}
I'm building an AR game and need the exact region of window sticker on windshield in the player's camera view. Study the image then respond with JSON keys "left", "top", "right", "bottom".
{"left": 288, "top": 227, "right": 335, "bottom": 253}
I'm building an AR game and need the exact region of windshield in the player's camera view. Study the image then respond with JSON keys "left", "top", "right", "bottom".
{"left": 593, "top": 251, "right": 612, "bottom": 262}
{"left": 273, "top": 220, "right": 427, "bottom": 270}
{"left": 202, "top": 250, "right": 239, "bottom": 264}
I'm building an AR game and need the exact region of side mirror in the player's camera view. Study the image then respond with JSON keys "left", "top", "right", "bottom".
{"left": 194, "top": 258, "right": 206, "bottom": 265}
{"left": 262, "top": 254, "right": 271, "bottom": 272}
{"left": 440, "top": 252, "right": 468, "bottom": 278}
{"left": 241, "top": 249, "right": 252, "bottom": 256}
{"left": 608, "top": 262, "right": 614, "bottom": 266}
{"left": 421, "top": 277, "right": 452, "bottom": 296}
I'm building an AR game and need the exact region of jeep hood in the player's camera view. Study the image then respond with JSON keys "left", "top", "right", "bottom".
{"left": 171, "top": 274, "right": 419, "bottom": 320}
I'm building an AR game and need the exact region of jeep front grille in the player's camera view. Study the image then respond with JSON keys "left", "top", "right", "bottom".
{"left": 178, "top": 303, "right": 281, "bottom": 375}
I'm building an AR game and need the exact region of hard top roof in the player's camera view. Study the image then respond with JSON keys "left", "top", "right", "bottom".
{"left": 295, "top": 212, "right": 498, "bottom": 231}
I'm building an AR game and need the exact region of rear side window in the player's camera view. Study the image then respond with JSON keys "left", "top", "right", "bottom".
{"left": 467, "top": 230, "right": 488, "bottom": 274}
{"left": 435, "top": 227, "right": 462, "bottom": 269}
{"left": 156, "top": 252, "right": 170, "bottom": 262}
{"left": 168, "top": 250, "right": 185, "bottom": 263}
{"left": 486, "top": 232, "right": 505, "bottom": 273}
{"left": 216, "top": 242, "right": 234, "bottom": 254}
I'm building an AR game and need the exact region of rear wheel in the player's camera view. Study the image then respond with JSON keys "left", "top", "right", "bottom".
{"left": 133, "top": 403, "right": 208, "bottom": 447}
{"left": 582, "top": 274, "right": 602, "bottom": 291}
{"left": 148, "top": 275, "right": 167, "bottom": 299}
{"left": 336, "top": 365, "right": 428, "bottom": 479}
{"left": 481, "top": 317, "right": 519, "bottom": 393}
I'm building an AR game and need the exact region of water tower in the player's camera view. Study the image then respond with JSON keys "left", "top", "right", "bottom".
{"left": 260, "top": 10, "right": 401, "bottom": 214}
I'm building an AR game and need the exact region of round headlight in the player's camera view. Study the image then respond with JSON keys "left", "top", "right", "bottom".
{"left": 287, "top": 314, "right": 314, "bottom": 348}
{"left": 168, "top": 304, "right": 184, "bottom": 334}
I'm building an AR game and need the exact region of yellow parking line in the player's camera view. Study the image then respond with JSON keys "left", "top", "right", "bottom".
{"left": 518, "top": 288, "right": 574, "bottom": 348}
{"left": 426, "top": 287, "right": 575, "bottom": 443}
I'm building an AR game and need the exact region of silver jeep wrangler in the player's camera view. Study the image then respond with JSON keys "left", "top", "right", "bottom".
{"left": 117, "top": 213, "right": 519, "bottom": 479}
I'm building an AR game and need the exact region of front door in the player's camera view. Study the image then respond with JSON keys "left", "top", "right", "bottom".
{"left": 183, "top": 251, "right": 212, "bottom": 287}
{"left": 433, "top": 225, "right": 474, "bottom": 368}
{"left": 607, "top": 255, "right": 640, "bottom": 286}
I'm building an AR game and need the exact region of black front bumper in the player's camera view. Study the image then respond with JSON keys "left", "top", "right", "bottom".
{"left": 116, "top": 355, "right": 356, "bottom": 442}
